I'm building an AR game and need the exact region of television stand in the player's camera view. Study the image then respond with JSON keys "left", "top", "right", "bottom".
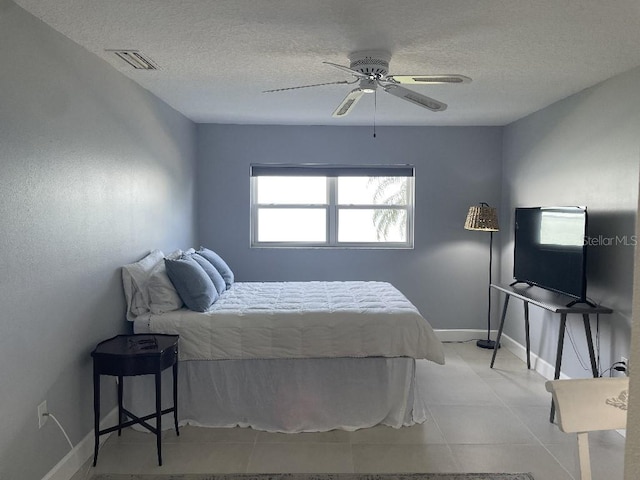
{"left": 566, "top": 298, "right": 597, "bottom": 308}
{"left": 489, "top": 283, "right": 613, "bottom": 422}
{"left": 508, "top": 281, "right": 594, "bottom": 307}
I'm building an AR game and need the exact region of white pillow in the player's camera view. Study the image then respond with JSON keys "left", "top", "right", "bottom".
{"left": 166, "top": 249, "right": 183, "bottom": 260}
{"left": 148, "top": 261, "right": 183, "bottom": 314}
{"left": 122, "top": 250, "right": 164, "bottom": 320}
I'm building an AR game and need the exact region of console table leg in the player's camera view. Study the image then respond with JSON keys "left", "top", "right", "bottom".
{"left": 155, "top": 371, "right": 162, "bottom": 466}
{"left": 524, "top": 301, "right": 531, "bottom": 369}
{"left": 92, "top": 366, "right": 100, "bottom": 467}
{"left": 582, "top": 314, "right": 599, "bottom": 377}
{"left": 491, "top": 295, "right": 510, "bottom": 368}
{"left": 550, "top": 313, "right": 567, "bottom": 423}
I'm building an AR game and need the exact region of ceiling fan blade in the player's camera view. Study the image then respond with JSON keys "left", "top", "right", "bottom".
{"left": 383, "top": 85, "right": 447, "bottom": 112}
{"left": 332, "top": 88, "right": 365, "bottom": 117}
{"left": 263, "top": 80, "right": 352, "bottom": 93}
{"left": 323, "top": 61, "right": 368, "bottom": 79}
{"left": 387, "top": 74, "right": 472, "bottom": 85}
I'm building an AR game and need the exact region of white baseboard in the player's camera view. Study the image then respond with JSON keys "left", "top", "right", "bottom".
{"left": 496, "top": 334, "right": 571, "bottom": 380}
{"left": 434, "top": 328, "right": 570, "bottom": 380}
{"left": 41, "top": 407, "right": 118, "bottom": 480}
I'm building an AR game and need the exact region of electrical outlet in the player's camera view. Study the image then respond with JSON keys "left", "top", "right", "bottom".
{"left": 37, "top": 400, "right": 48, "bottom": 428}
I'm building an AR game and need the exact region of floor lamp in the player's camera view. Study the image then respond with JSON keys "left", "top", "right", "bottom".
{"left": 465, "top": 202, "right": 500, "bottom": 349}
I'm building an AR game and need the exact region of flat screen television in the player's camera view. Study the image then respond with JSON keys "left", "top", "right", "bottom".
{"left": 513, "top": 206, "right": 589, "bottom": 304}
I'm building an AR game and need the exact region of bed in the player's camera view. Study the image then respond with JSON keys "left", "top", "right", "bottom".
{"left": 121, "top": 249, "right": 445, "bottom": 433}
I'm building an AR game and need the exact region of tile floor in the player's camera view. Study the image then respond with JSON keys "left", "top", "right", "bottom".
{"left": 72, "top": 342, "right": 626, "bottom": 480}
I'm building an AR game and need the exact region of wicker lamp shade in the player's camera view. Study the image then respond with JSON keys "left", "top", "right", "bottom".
{"left": 464, "top": 203, "right": 499, "bottom": 232}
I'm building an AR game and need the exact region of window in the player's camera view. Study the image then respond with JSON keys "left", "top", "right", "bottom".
{"left": 251, "top": 165, "right": 414, "bottom": 248}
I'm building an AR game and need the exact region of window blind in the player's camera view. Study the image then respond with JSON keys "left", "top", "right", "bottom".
{"left": 251, "top": 164, "right": 414, "bottom": 178}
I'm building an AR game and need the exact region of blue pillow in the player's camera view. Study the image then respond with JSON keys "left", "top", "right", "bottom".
{"left": 191, "top": 253, "right": 226, "bottom": 295}
{"left": 164, "top": 256, "right": 218, "bottom": 312}
{"left": 197, "top": 247, "right": 234, "bottom": 289}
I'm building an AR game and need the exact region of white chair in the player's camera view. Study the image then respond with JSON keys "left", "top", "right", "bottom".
{"left": 545, "top": 377, "right": 628, "bottom": 480}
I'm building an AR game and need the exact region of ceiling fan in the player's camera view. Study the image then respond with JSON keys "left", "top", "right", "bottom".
{"left": 263, "top": 50, "right": 471, "bottom": 118}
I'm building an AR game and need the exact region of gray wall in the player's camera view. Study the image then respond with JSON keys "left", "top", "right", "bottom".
{"left": 500, "top": 66, "right": 640, "bottom": 378}
{"left": 196, "top": 124, "right": 503, "bottom": 330}
{"left": 0, "top": 2, "right": 197, "bottom": 479}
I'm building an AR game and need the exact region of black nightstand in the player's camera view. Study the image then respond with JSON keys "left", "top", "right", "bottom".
{"left": 91, "top": 334, "right": 179, "bottom": 466}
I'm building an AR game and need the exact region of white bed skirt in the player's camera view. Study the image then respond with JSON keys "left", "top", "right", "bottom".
{"left": 123, "top": 356, "right": 426, "bottom": 433}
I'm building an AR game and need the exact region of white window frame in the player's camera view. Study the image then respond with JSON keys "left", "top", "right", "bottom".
{"left": 250, "top": 164, "right": 415, "bottom": 249}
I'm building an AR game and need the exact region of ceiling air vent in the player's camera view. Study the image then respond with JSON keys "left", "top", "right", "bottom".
{"left": 108, "top": 50, "right": 158, "bottom": 70}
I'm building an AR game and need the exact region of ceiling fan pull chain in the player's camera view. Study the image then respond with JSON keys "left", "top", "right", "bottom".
{"left": 373, "top": 88, "right": 377, "bottom": 138}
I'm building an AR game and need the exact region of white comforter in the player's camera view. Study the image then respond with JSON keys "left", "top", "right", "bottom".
{"left": 148, "top": 281, "right": 445, "bottom": 364}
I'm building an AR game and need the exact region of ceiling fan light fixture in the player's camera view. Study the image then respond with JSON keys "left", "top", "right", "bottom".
{"left": 359, "top": 78, "right": 377, "bottom": 93}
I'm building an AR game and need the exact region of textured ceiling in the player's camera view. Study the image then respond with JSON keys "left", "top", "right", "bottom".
{"left": 14, "top": 0, "right": 640, "bottom": 126}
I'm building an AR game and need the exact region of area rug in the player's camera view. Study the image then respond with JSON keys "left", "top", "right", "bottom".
{"left": 91, "top": 473, "right": 535, "bottom": 480}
